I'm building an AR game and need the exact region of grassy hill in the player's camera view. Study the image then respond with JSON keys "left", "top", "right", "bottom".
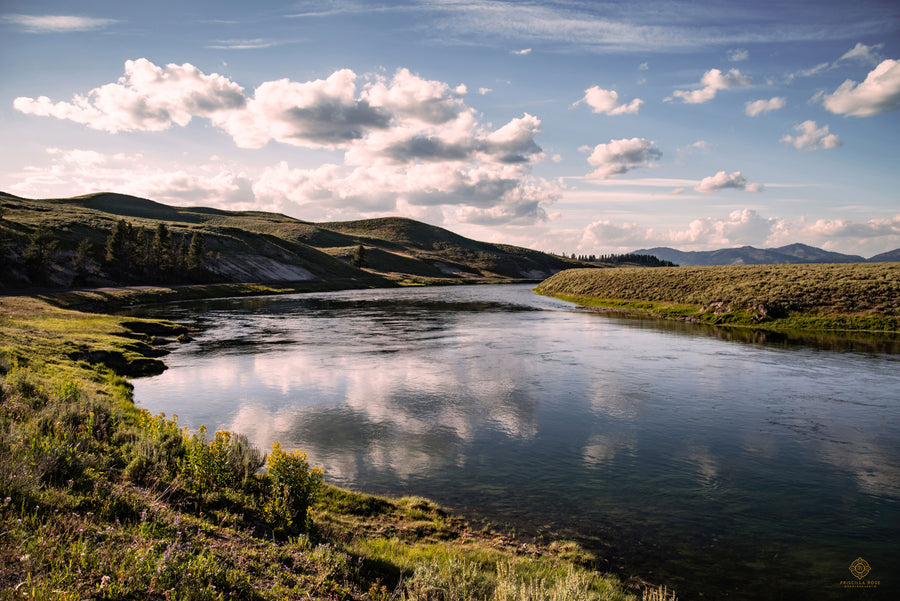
{"left": 0, "top": 192, "right": 364, "bottom": 289}
{"left": 318, "top": 216, "right": 576, "bottom": 279}
{"left": 535, "top": 263, "right": 900, "bottom": 332}
{"left": 0, "top": 192, "right": 581, "bottom": 289}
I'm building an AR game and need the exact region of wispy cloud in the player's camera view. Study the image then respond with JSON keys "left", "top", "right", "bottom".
{"left": 788, "top": 42, "right": 886, "bottom": 81}
{"left": 206, "top": 38, "right": 288, "bottom": 50}
{"left": 838, "top": 42, "right": 884, "bottom": 66}
{"left": 304, "top": 1, "right": 899, "bottom": 53}
{"left": 3, "top": 14, "right": 119, "bottom": 33}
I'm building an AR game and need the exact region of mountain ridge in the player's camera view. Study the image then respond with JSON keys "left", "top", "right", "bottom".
{"left": 632, "top": 243, "right": 895, "bottom": 266}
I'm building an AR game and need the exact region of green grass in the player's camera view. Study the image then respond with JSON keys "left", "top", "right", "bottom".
{"left": 0, "top": 294, "right": 663, "bottom": 600}
{"left": 535, "top": 263, "right": 900, "bottom": 332}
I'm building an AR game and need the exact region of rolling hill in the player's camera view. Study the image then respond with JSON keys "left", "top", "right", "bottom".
{"left": 0, "top": 191, "right": 581, "bottom": 289}
{"left": 631, "top": 243, "right": 896, "bottom": 266}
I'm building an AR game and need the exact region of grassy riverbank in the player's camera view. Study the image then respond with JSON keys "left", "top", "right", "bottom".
{"left": 535, "top": 263, "right": 900, "bottom": 333}
{"left": 0, "top": 294, "right": 673, "bottom": 600}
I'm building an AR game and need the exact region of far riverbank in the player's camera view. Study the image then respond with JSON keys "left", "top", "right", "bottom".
{"left": 535, "top": 263, "right": 900, "bottom": 333}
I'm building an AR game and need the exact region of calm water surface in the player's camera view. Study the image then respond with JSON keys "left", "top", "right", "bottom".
{"left": 131, "top": 284, "right": 900, "bottom": 600}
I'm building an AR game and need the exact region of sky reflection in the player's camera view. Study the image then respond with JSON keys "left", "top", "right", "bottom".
{"left": 132, "top": 284, "right": 900, "bottom": 599}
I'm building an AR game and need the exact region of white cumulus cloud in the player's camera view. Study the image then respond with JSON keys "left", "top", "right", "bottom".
{"left": 579, "top": 219, "right": 648, "bottom": 248}
{"left": 822, "top": 59, "right": 900, "bottom": 117}
{"left": 745, "top": 97, "right": 785, "bottom": 116}
{"left": 585, "top": 138, "right": 661, "bottom": 180}
{"left": 14, "top": 58, "right": 246, "bottom": 133}
{"left": 667, "top": 68, "right": 753, "bottom": 104}
{"left": 13, "top": 59, "right": 561, "bottom": 226}
{"left": 666, "top": 209, "right": 779, "bottom": 247}
{"left": 10, "top": 148, "right": 255, "bottom": 207}
{"left": 576, "top": 86, "right": 642, "bottom": 115}
{"left": 694, "top": 170, "right": 763, "bottom": 193}
{"left": 219, "top": 69, "right": 391, "bottom": 149}
{"left": 573, "top": 209, "right": 900, "bottom": 255}
{"left": 802, "top": 215, "right": 900, "bottom": 239}
{"left": 781, "top": 120, "right": 842, "bottom": 151}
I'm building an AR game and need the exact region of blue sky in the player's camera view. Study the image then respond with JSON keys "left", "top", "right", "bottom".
{"left": 2, "top": 0, "right": 899, "bottom": 256}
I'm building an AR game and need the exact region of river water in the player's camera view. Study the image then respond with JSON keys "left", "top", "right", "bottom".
{"left": 130, "top": 284, "right": 900, "bottom": 599}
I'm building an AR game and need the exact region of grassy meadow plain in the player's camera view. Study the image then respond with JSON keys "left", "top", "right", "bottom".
{"left": 0, "top": 293, "right": 675, "bottom": 600}
{"left": 535, "top": 263, "right": 900, "bottom": 333}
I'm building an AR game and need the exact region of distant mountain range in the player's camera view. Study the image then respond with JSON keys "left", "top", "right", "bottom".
{"left": 631, "top": 243, "right": 900, "bottom": 266}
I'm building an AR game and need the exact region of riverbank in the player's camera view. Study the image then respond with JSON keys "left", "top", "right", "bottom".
{"left": 0, "top": 292, "right": 673, "bottom": 600}
{"left": 535, "top": 263, "right": 900, "bottom": 333}
{"left": 17, "top": 276, "right": 542, "bottom": 314}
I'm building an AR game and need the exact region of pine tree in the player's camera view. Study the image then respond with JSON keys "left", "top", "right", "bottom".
{"left": 151, "top": 223, "right": 172, "bottom": 276}
{"left": 186, "top": 232, "right": 206, "bottom": 273}
{"left": 72, "top": 238, "right": 94, "bottom": 277}
{"left": 24, "top": 225, "right": 58, "bottom": 281}
{"left": 105, "top": 220, "right": 130, "bottom": 271}
{"left": 24, "top": 225, "right": 57, "bottom": 266}
{"left": 351, "top": 244, "right": 367, "bottom": 268}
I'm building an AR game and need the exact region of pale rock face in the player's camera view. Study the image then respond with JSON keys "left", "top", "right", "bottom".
{"left": 210, "top": 254, "right": 315, "bottom": 282}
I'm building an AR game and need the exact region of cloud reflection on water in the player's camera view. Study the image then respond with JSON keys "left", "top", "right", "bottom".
{"left": 131, "top": 283, "right": 900, "bottom": 594}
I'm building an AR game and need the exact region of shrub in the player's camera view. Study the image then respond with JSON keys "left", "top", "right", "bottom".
{"left": 124, "top": 452, "right": 158, "bottom": 484}
{"left": 264, "top": 442, "right": 324, "bottom": 532}
{"left": 226, "top": 431, "right": 265, "bottom": 485}
{"left": 176, "top": 424, "right": 265, "bottom": 495}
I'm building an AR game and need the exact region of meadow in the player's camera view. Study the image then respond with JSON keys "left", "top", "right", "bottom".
{"left": 535, "top": 263, "right": 900, "bottom": 332}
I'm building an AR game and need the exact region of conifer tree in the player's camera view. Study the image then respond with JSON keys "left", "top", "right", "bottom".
{"left": 24, "top": 225, "right": 57, "bottom": 267}
{"left": 351, "top": 243, "right": 367, "bottom": 268}
{"left": 186, "top": 232, "right": 206, "bottom": 272}
{"left": 72, "top": 238, "right": 94, "bottom": 277}
{"left": 24, "top": 225, "right": 58, "bottom": 281}
{"left": 105, "top": 220, "right": 130, "bottom": 269}
{"left": 151, "top": 223, "right": 172, "bottom": 275}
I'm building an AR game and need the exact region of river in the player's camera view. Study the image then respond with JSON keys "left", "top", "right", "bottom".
{"left": 130, "top": 283, "right": 900, "bottom": 600}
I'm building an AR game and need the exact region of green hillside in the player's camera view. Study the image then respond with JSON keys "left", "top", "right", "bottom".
{"left": 319, "top": 216, "right": 578, "bottom": 279}
{"left": 0, "top": 192, "right": 581, "bottom": 290}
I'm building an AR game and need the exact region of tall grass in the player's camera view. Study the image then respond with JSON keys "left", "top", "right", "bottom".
{"left": 536, "top": 263, "right": 900, "bottom": 332}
